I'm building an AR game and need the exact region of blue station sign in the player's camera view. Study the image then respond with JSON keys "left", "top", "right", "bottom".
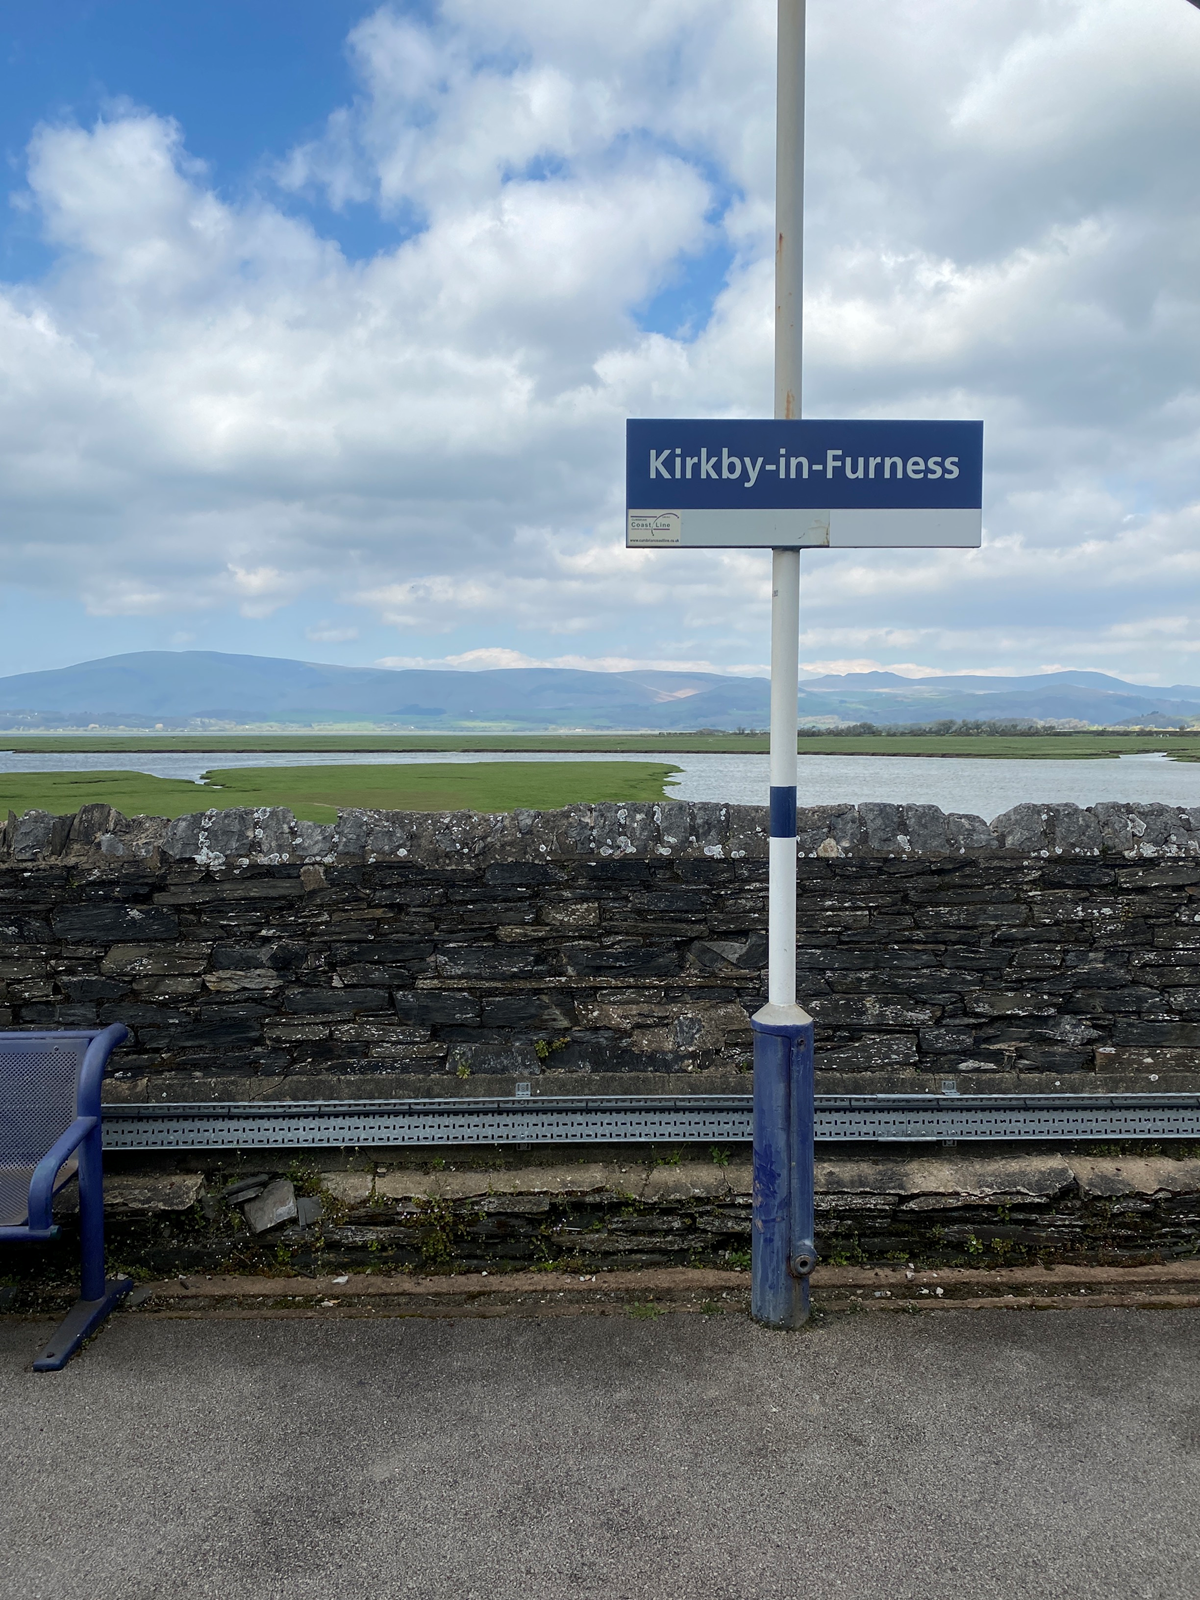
{"left": 626, "top": 418, "right": 983, "bottom": 548}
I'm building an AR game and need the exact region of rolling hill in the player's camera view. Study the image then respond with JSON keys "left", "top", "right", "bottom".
{"left": 0, "top": 651, "right": 1196, "bottom": 731}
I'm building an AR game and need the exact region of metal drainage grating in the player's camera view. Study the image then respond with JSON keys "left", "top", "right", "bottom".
{"left": 99, "top": 1092, "right": 1200, "bottom": 1150}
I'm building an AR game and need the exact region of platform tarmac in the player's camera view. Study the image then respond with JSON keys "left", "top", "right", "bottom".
{"left": 3, "top": 1294, "right": 1198, "bottom": 1600}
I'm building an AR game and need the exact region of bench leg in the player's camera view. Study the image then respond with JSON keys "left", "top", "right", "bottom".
{"left": 32, "top": 1277, "right": 133, "bottom": 1372}
{"left": 34, "top": 1124, "right": 131, "bottom": 1370}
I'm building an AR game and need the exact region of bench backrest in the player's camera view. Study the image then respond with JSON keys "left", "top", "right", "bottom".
{"left": 0, "top": 1033, "right": 89, "bottom": 1165}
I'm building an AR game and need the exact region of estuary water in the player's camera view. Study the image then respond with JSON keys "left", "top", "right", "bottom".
{"left": 1, "top": 747, "right": 1198, "bottom": 820}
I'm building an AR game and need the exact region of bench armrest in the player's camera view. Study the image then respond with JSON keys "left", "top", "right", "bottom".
{"left": 26, "top": 1117, "right": 99, "bottom": 1232}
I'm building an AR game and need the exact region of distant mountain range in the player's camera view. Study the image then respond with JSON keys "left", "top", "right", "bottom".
{"left": 0, "top": 651, "right": 1197, "bottom": 732}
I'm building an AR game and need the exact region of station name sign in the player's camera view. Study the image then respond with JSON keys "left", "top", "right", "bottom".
{"left": 626, "top": 419, "right": 983, "bottom": 548}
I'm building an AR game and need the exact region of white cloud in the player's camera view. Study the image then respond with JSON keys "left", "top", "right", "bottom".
{"left": 800, "top": 660, "right": 945, "bottom": 680}
{"left": 307, "top": 624, "right": 361, "bottom": 643}
{"left": 0, "top": 0, "right": 1199, "bottom": 682}
{"left": 375, "top": 647, "right": 771, "bottom": 676}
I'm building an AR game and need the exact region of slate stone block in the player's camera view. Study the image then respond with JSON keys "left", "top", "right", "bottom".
{"left": 919, "top": 1027, "right": 978, "bottom": 1055}
{"left": 1120, "top": 864, "right": 1200, "bottom": 889}
{"left": 691, "top": 804, "right": 729, "bottom": 855}
{"left": 1040, "top": 864, "right": 1115, "bottom": 888}
{"left": 198, "top": 808, "right": 256, "bottom": 863}
{"left": 828, "top": 807, "right": 862, "bottom": 853}
{"left": 52, "top": 904, "right": 179, "bottom": 942}
{"left": 210, "top": 943, "right": 278, "bottom": 970}
{"left": 434, "top": 947, "right": 541, "bottom": 979}
{"left": 335, "top": 810, "right": 369, "bottom": 859}
{"left": 252, "top": 809, "right": 296, "bottom": 861}
{"left": 511, "top": 809, "right": 561, "bottom": 861}
{"left": 242, "top": 1178, "right": 297, "bottom": 1234}
{"left": 1046, "top": 803, "right": 1103, "bottom": 855}
{"left": 17, "top": 1003, "right": 98, "bottom": 1026}
{"left": 859, "top": 802, "right": 905, "bottom": 853}
{"left": 1011, "top": 1046, "right": 1093, "bottom": 1073}
{"left": 283, "top": 988, "right": 390, "bottom": 1014}
{"left": 815, "top": 1034, "right": 918, "bottom": 1071}
{"left": 944, "top": 814, "right": 997, "bottom": 854}
{"left": 807, "top": 997, "right": 937, "bottom": 1027}
{"left": 1094, "top": 803, "right": 1139, "bottom": 854}
{"left": 1064, "top": 986, "right": 1164, "bottom": 1015}
{"left": 621, "top": 804, "right": 660, "bottom": 856}
{"left": 357, "top": 811, "right": 417, "bottom": 860}
{"left": 965, "top": 990, "right": 1061, "bottom": 1018}
{"left": 724, "top": 804, "right": 769, "bottom": 860}
{"left": 336, "top": 964, "right": 418, "bottom": 988}
{"left": 991, "top": 804, "right": 1050, "bottom": 852}
{"left": 162, "top": 813, "right": 205, "bottom": 860}
{"left": 484, "top": 860, "right": 559, "bottom": 887}
{"left": 1111, "top": 1021, "right": 1200, "bottom": 1047}
{"left": 481, "top": 993, "right": 576, "bottom": 1029}
{"left": 557, "top": 804, "right": 596, "bottom": 857}
{"left": 68, "top": 804, "right": 121, "bottom": 850}
{"left": 293, "top": 820, "right": 337, "bottom": 860}
{"left": 560, "top": 945, "right": 682, "bottom": 978}
{"left": 101, "top": 934, "right": 211, "bottom": 972}
{"left": 796, "top": 806, "right": 833, "bottom": 857}
{"left": 110, "top": 814, "right": 170, "bottom": 860}
{"left": 393, "top": 990, "right": 481, "bottom": 1027}
{"left": 1130, "top": 804, "right": 1194, "bottom": 853}
{"left": 428, "top": 811, "right": 499, "bottom": 863}
{"left": 166, "top": 1020, "right": 265, "bottom": 1048}
{"left": 653, "top": 801, "right": 694, "bottom": 855}
{"left": 448, "top": 1041, "right": 543, "bottom": 1077}
{"left": 903, "top": 806, "right": 949, "bottom": 854}
{"left": 57, "top": 976, "right": 127, "bottom": 1001}
{"left": 11, "top": 811, "right": 72, "bottom": 860}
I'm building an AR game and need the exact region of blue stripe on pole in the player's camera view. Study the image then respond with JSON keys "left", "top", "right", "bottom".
{"left": 769, "top": 785, "right": 797, "bottom": 838}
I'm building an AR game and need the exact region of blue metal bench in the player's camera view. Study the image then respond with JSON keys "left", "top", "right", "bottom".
{"left": 0, "top": 1025, "right": 132, "bottom": 1370}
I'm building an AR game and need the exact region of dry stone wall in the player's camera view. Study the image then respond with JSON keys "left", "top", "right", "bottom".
{"left": 1, "top": 798, "right": 1199, "bottom": 1099}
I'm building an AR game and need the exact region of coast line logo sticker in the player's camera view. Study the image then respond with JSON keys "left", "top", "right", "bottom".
{"left": 628, "top": 510, "right": 682, "bottom": 545}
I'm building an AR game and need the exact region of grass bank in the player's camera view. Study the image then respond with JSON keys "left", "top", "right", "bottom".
{"left": 0, "top": 761, "right": 681, "bottom": 823}
{"left": 0, "top": 732, "right": 1197, "bottom": 759}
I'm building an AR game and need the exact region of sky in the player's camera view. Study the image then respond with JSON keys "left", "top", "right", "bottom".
{"left": 1, "top": 0, "right": 1199, "bottom": 685}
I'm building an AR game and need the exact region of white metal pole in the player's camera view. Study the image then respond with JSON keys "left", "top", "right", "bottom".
{"left": 751, "top": 0, "right": 812, "bottom": 1330}
{"left": 768, "top": 548, "right": 799, "bottom": 1006}
{"left": 769, "top": 0, "right": 805, "bottom": 1010}
{"left": 775, "top": 0, "right": 805, "bottom": 429}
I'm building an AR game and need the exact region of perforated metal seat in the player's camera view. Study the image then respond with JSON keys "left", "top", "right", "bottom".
{"left": 0, "top": 1034, "right": 89, "bottom": 1227}
{"left": 0, "top": 1026, "right": 131, "bottom": 1369}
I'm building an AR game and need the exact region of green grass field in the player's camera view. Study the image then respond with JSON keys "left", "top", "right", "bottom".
{"left": 0, "top": 731, "right": 1197, "bottom": 759}
{"left": 0, "top": 761, "right": 682, "bottom": 823}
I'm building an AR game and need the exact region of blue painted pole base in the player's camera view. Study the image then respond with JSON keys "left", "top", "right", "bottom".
{"left": 751, "top": 1005, "right": 816, "bottom": 1329}
{"left": 32, "top": 1276, "right": 133, "bottom": 1372}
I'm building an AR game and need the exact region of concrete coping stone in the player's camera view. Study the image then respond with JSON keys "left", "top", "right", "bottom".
{"left": 50, "top": 1154, "right": 1200, "bottom": 1220}
{"left": 4, "top": 798, "right": 1200, "bottom": 866}
{"left": 53, "top": 1173, "right": 206, "bottom": 1215}
{"left": 315, "top": 1152, "right": 1200, "bottom": 1211}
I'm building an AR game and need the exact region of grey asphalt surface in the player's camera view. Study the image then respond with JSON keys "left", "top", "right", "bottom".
{"left": 1, "top": 1307, "right": 1197, "bottom": 1600}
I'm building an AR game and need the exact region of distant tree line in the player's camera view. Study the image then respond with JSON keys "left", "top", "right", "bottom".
{"left": 806, "top": 719, "right": 1057, "bottom": 736}
{"left": 682, "top": 720, "right": 1197, "bottom": 737}
{"left": 795, "top": 720, "right": 1195, "bottom": 736}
